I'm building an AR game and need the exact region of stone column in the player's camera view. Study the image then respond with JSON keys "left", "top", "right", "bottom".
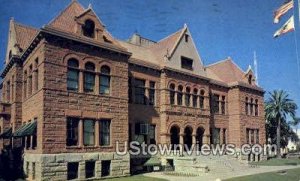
{"left": 174, "top": 91, "right": 178, "bottom": 105}
{"left": 95, "top": 74, "right": 100, "bottom": 94}
{"left": 220, "top": 129, "right": 224, "bottom": 144}
{"left": 254, "top": 130, "right": 257, "bottom": 144}
{"left": 79, "top": 119, "right": 83, "bottom": 147}
{"left": 79, "top": 71, "right": 84, "bottom": 93}
{"left": 145, "top": 81, "right": 149, "bottom": 105}
{"left": 78, "top": 161, "right": 85, "bottom": 180}
{"left": 30, "top": 135, "right": 33, "bottom": 149}
{"left": 95, "top": 160, "right": 102, "bottom": 178}
{"left": 180, "top": 133, "right": 184, "bottom": 153}
{"left": 95, "top": 121, "right": 99, "bottom": 147}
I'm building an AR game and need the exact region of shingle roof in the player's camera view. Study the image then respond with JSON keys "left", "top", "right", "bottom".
{"left": 14, "top": 22, "right": 39, "bottom": 51}
{"left": 49, "top": 0, "right": 85, "bottom": 33}
{"left": 205, "top": 58, "right": 246, "bottom": 83}
{"left": 149, "top": 26, "right": 186, "bottom": 62}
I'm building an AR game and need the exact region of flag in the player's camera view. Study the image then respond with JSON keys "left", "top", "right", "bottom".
{"left": 274, "top": 0, "right": 293, "bottom": 23}
{"left": 274, "top": 15, "right": 295, "bottom": 38}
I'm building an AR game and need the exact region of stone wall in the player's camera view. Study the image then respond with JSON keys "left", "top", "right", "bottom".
{"left": 24, "top": 152, "right": 130, "bottom": 180}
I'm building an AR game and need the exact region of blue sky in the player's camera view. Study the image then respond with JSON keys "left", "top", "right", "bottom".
{"left": 0, "top": 0, "right": 300, "bottom": 119}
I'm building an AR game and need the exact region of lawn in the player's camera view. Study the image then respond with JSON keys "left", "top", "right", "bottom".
{"left": 225, "top": 167, "right": 300, "bottom": 181}
{"left": 250, "top": 158, "right": 300, "bottom": 166}
{"left": 99, "top": 175, "right": 167, "bottom": 181}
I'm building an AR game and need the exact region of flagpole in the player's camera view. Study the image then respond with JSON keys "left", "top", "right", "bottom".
{"left": 293, "top": 0, "right": 300, "bottom": 86}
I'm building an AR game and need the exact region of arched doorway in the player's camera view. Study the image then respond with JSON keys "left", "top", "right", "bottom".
{"left": 196, "top": 127, "right": 205, "bottom": 151}
{"left": 184, "top": 126, "right": 193, "bottom": 151}
{"left": 170, "top": 125, "right": 180, "bottom": 150}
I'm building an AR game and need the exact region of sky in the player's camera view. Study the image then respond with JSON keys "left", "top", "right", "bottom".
{"left": 0, "top": 0, "right": 300, "bottom": 121}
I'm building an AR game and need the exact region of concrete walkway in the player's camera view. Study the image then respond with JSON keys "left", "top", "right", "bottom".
{"left": 143, "top": 165, "right": 300, "bottom": 181}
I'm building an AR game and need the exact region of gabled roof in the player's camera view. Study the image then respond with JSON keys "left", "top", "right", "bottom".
{"left": 13, "top": 21, "right": 39, "bottom": 52}
{"left": 48, "top": 0, "right": 85, "bottom": 33}
{"left": 205, "top": 58, "right": 246, "bottom": 83}
{"left": 149, "top": 26, "right": 187, "bottom": 62}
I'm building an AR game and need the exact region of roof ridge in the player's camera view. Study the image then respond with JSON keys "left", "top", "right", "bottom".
{"left": 13, "top": 21, "right": 39, "bottom": 31}
{"left": 156, "top": 26, "right": 185, "bottom": 44}
{"left": 205, "top": 57, "right": 231, "bottom": 68}
{"left": 168, "top": 26, "right": 187, "bottom": 58}
{"left": 48, "top": 0, "right": 84, "bottom": 26}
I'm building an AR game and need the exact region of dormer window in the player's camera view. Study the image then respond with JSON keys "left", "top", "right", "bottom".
{"left": 82, "top": 19, "right": 95, "bottom": 38}
{"left": 181, "top": 56, "right": 193, "bottom": 70}
{"left": 248, "top": 75, "right": 252, "bottom": 85}
{"left": 185, "top": 34, "right": 189, "bottom": 42}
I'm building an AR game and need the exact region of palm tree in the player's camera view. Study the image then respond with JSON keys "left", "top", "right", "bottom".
{"left": 265, "top": 90, "right": 297, "bottom": 158}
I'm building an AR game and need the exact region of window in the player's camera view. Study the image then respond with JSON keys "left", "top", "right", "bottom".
{"left": 245, "top": 97, "right": 249, "bottom": 115}
{"left": 82, "top": 19, "right": 95, "bottom": 38}
{"left": 26, "top": 135, "right": 31, "bottom": 150}
{"left": 84, "top": 120, "right": 95, "bottom": 146}
{"left": 185, "top": 87, "right": 191, "bottom": 107}
{"left": 67, "top": 59, "right": 79, "bottom": 91}
{"left": 256, "top": 130, "right": 259, "bottom": 143}
{"left": 177, "top": 85, "right": 183, "bottom": 105}
{"left": 8, "top": 50, "right": 12, "bottom": 60}
{"left": 128, "top": 78, "right": 132, "bottom": 103}
{"left": 67, "top": 162, "right": 79, "bottom": 180}
{"left": 248, "top": 75, "right": 252, "bottom": 85}
{"left": 32, "top": 162, "right": 36, "bottom": 180}
{"left": 101, "top": 160, "right": 111, "bottom": 177}
{"left": 32, "top": 119, "right": 37, "bottom": 149}
{"left": 223, "top": 129, "right": 227, "bottom": 144}
{"left": 28, "top": 65, "right": 33, "bottom": 95}
{"left": 85, "top": 161, "right": 95, "bottom": 178}
{"left": 251, "top": 130, "right": 254, "bottom": 144}
{"left": 255, "top": 99, "right": 258, "bottom": 116}
{"left": 100, "top": 120, "right": 111, "bottom": 146}
{"left": 100, "top": 66, "right": 111, "bottom": 94}
{"left": 185, "top": 34, "right": 189, "bottom": 42}
{"left": 66, "top": 118, "right": 79, "bottom": 146}
{"left": 246, "top": 129, "right": 250, "bottom": 144}
{"left": 211, "top": 94, "right": 219, "bottom": 114}
{"left": 200, "top": 90, "right": 205, "bottom": 109}
{"left": 192, "top": 89, "right": 198, "bottom": 108}
{"left": 169, "top": 84, "right": 175, "bottom": 105}
{"left": 6, "top": 81, "right": 10, "bottom": 102}
{"left": 181, "top": 56, "right": 193, "bottom": 70}
{"left": 212, "top": 128, "right": 220, "bottom": 145}
{"left": 84, "top": 62, "right": 95, "bottom": 92}
{"left": 11, "top": 76, "right": 14, "bottom": 101}
{"left": 34, "top": 58, "right": 39, "bottom": 91}
{"left": 221, "top": 96, "right": 226, "bottom": 115}
{"left": 149, "top": 81, "right": 155, "bottom": 105}
{"left": 250, "top": 98, "right": 253, "bottom": 116}
{"left": 149, "top": 125, "right": 156, "bottom": 144}
{"left": 24, "top": 71, "right": 27, "bottom": 99}
{"left": 134, "top": 79, "right": 146, "bottom": 104}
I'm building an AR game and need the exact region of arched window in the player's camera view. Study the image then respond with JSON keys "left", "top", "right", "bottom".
{"left": 100, "top": 66, "right": 111, "bottom": 94}
{"left": 248, "top": 75, "right": 252, "bottom": 85}
{"left": 82, "top": 19, "right": 95, "bottom": 38}
{"left": 67, "top": 59, "right": 79, "bottom": 91}
{"left": 245, "top": 97, "right": 249, "bottom": 115}
{"left": 192, "top": 88, "right": 198, "bottom": 108}
{"left": 185, "top": 87, "right": 191, "bottom": 107}
{"left": 169, "top": 83, "right": 175, "bottom": 105}
{"left": 177, "top": 85, "right": 183, "bottom": 106}
{"left": 199, "top": 90, "right": 205, "bottom": 109}
{"left": 84, "top": 62, "right": 95, "bottom": 92}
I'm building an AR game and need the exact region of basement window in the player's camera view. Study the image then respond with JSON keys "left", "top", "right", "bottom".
{"left": 101, "top": 160, "right": 111, "bottom": 177}
{"left": 181, "top": 56, "right": 193, "bottom": 70}
{"left": 85, "top": 161, "right": 95, "bottom": 178}
{"left": 67, "top": 162, "right": 79, "bottom": 180}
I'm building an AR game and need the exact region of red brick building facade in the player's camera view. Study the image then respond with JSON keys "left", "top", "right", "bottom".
{"left": 0, "top": 1, "right": 265, "bottom": 180}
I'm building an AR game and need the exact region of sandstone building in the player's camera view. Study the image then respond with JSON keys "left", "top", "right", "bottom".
{"left": 0, "top": 1, "right": 265, "bottom": 180}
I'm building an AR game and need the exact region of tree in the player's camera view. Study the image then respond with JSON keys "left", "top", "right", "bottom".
{"left": 290, "top": 117, "right": 300, "bottom": 135}
{"left": 265, "top": 90, "right": 297, "bottom": 158}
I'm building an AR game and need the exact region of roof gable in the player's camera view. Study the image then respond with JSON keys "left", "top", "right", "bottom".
{"left": 206, "top": 58, "right": 245, "bottom": 83}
